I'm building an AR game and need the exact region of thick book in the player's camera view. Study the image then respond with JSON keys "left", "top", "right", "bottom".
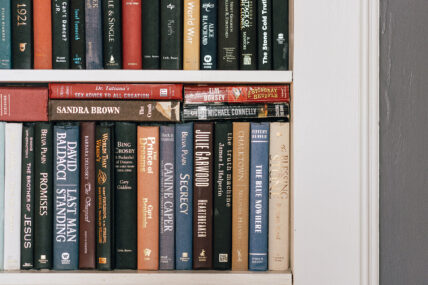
{"left": 114, "top": 122, "right": 137, "bottom": 269}
{"left": 184, "top": 85, "right": 290, "bottom": 104}
{"left": 12, "top": 0, "right": 32, "bottom": 69}
{"left": 213, "top": 122, "right": 233, "bottom": 270}
{"left": 193, "top": 122, "right": 213, "bottom": 269}
{"left": 53, "top": 124, "right": 80, "bottom": 270}
{"left": 218, "top": 0, "right": 239, "bottom": 70}
{"left": 34, "top": 123, "right": 53, "bottom": 269}
{"left": 70, "top": 0, "right": 86, "bottom": 69}
{"left": 49, "top": 83, "right": 183, "bottom": 100}
{"left": 272, "top": 0, "right": 289, "bottom": 70}
{"left": 49, "top": 100, "right": 181, "bottom": 122}
{"left": 159, "top": 125, "right": 175, "bottom": 270}
{"left": 142, "top": 0, "right": 160, "bottom": 69}
{"left": 85, "top": 0, "right": 103, "bottom": 69}
{"left": 200, "top": 0, "right": 217, "bottom": 70}
{"left": 175, "top": 123, "right": 193, "bottom": 270}
{"left": 257, "top": 0, "right": 272, "bottom": 69}
{"left": 52, "top": 0, "right": 70, "bottom": 68}
{"left": 0, "top": 123, "right": 4, "bottom": 270}
{"left": 95, "top": 123, "right": 114, "bottom": 270}
{"left": 0, "top": 0, "right": 11, "bottom": 69}
{"left": 79, "top": 122, "right": 96, "bottom": 269}
{"left": 249, "top": 122, "right": 269, "bottom": 271}
{"left": 0, "top": 87, "right": 49, "bottom": 121}
{"left": 240, "top": 0, "right": 257, "bottom": 69}
{"left": 183, "top": 0, "right": 200, "bottom": 70}
{"left": 137, "top": 126, "right": 159, "bottom": 270}
{"left": 160, "top": 0, "right": 182, "bottom": 69}
{"left": 183, "top": 103, "right": 289, "bottom": 121}
{"left": 102, "top": 0, "right": 121, "bottom": 68}
{"left": 122, "top": 0, "right": 142, "bottom": 69}
{"left": 231, "top": 122, "right": 250, "bottom": 270}
{"left": 20, "top": 124, "right": 35, "bottom": 269}
{"left": 34, "top": 0, "right": 52, "bottom": 69}
{"left": 4, "top": 123, "right": 22, "bottom": 270}
{"left": 268, "top": 122, "right": 290, "bottom": 270}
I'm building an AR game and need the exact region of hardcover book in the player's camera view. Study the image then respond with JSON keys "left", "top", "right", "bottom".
{"left": 122, "top": 0, "right": 142, "bottom": 69}
{"left": 0, "top": 87, "right": 49, "bottom": 121}
{"left": 200, "top": 0, "right": 217, "bottom": 70}
{"left": 52, "top": 0, "right": 70, "bottom": 68}
{"left": 160, "top": 0, "right": 182, "bottom": 69}
{"left": 0, "top": 123, "right": 4, "bottom": 270}
{"left": 70, "top": 0, "right": 86, "bottom": 69}
{"left": 240, "top": 0, "right": 257, "bottom": 69}
{"left": 0, "top": 0, "right": 11, "bottom": 68}
{"left": 257, "top": 0, "right": 272, "bottom": 69}
{"left": 272, "top": 0, "right": 289, "bottom": 70}
{"left": 12, "top": 0, "right": 32, "bottom": 69}
{"left": 34, "top": 0, "right": 52, "bottom": 68}
{"left": 85, "top": 0, "right": 103, "bottom": 69}
{"left": 103, "top": 0, "right": 121, "bottom": 68}
{"left": 183, "top": 0, "right": 200, "bottom": 70}
{"left": 142, "top": 0, "right": 160, "bottom": 69}
{"left": 218, "top": 0, "right": 239, "bottom": 70}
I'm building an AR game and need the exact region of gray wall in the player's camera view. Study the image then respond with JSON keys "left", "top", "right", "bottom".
{"left": 380, "top": 1, "right": 428, "bottom": 284}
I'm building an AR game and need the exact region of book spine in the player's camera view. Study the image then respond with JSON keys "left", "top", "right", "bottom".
{"left": 20, "top": 124, "right": 35, "bottom": 269}
{"left": 240, "top": 0, "right": 257, "bottom": 69}
{"left": 34, "top": 0, "right": 52, "bottom": 69}
{"left": 122, "top": 0, "right": 142, "bottom": 69}
{"left": 231, "top": 122, "right": 250, "bottom": 270}
{"left": 95, "top": 123, "right": 114, "bottom": 270}
{"left": 52, "top": 0, "right": 71, "bottom": 68}
{"left": 200, "top": 0, "right": 217, "bottom": 70}
{"left": 272, "top": 0, "right": 288, "bottom": 70}
{"left": 217, "top": 0, "right": 239, "bottom": 70}
{"left": 142, "top": 0, "right": 160, "bottom": 69}
{"left": 137, "top": 126, "right": 159, "bottom": 270}
{"left": 0, "top": 0, "right": 11, "bottom": 69}
{"left": 160, "top": 0, "right": 182, "bottom": 70}
{"left": 79, "top": 122, "right": 96, "bottom": 269}
{"left": 0, "top": 123, "right": 4, "bottom": 270}
{"left": 175, "top": 123, "right": 193, "bottom": 270}
{"left": 183, "top": 0, "right": 200, "bottom": 70}
{"left": 53, "top": 124, "right": 80, "bottom": 270}
{"left": 114, "top": 122, "right": 137, "bottom": 269}
{"left": 257, "top": 0, "right": 272, "bottom": 69}
{"left": 183, "top": 103, "right": 289, "bottom": 121}
{"left": 70, "top": 0, "right": 86, "bottom": 69}
{"left": 85, "top": 0, "right": 103, "bottom": 69}
{"left": 12, "top": 0, "right": 32, "bottom": 69}
{"left": 193, "top": 122, "right": 213, "bottom": 269}
{"left": 34, "top": 123, "right": 53, "bottom": 269}
{"left": 213, "top": 122, "right": 233, "bottom": 270}
{"left": 268, "top": 122, "right": 290, "bottom": 270}
{"left": 49, "top": 100, "right": 181, "bottom": 122}
{"left": 102, "top": 0, "right": 121, "bottom": 69}
{"left": 159, "top": 125, "right": 175, "bottom": 270}
{"left": 249, "top": 122, "right": 269, "bottom": 271}
{"left": 4, "top": 123, "right": 22, "bottom": 270}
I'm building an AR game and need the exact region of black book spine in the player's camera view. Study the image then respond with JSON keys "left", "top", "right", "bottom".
{"left": 114, "top": 122, "right": 137, "bottom": 269}
{"left": 102, "top": 0, "right": 121, "bottom": 69}
{"left": 272, "top": 0, "right": 288, "bottom": 70}
{"left": 34, "top": 123, "right": 53, "bottom": 269}
{"left": 11, "top": 0, "right": 32, "bottom": 68}
{"left": 213, "top": 122, "right": 233, "bottom": 269}
{"left": 218, "top": 0, "right": 239, "bottom": 69}
{"left": 257, "top": 0, "right": 272, "bottom": 69}
{"left": 52, "top": 0, "right": 71, "bottom": 68}
{"left": 240, "top": 0, "right": 256, "bottom": 70}
{"left": 200, "top": 0, "right": 217, "bottom": 70}
{"left": 142, "top": 0, "right": 160, "bottom": 69}
{"left": 70, "top": 0, "right": 86, "bottom": 69}
{"left": 20, "top": 123, "right": 35, "bottom": 269}
{"left": 160, "top": 0, "right": 182, "bottom": 70}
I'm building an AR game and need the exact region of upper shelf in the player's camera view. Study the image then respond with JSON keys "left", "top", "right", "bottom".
{"left": 0, "top": 70, "right": 292, "bottom": 84}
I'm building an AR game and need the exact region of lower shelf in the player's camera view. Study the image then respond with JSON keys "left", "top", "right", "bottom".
{"left": 0, "top": 270, "right": 292, "bottom": 284}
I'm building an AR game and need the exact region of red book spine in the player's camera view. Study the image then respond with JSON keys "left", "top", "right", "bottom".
{"left": 49, "top": 84, "right": 183, "bottom": 100}
{"left": 0, "top": 88, "right": 48, "bottom": 121}
{"left": 33, "top": 0, "right": 52, "bottom": 69}
{"left": 184, "top": 85, "right": 290, "bottom": 104}
{"left": 122, "top": 0, "right": 142, "bottom": 69}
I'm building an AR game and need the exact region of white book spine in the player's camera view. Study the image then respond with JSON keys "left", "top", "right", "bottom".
{"left": 4, "top": 123, "right": 22, "bottom": 270}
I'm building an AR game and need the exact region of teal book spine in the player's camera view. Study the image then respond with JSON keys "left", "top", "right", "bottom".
{"left": 0, "top": 0, "right": 11, "bottom": 68}
{"left": 0, "top": 122, "right": 5, "bottom": 270}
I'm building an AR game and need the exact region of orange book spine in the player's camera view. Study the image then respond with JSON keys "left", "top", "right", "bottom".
{"left": 137, "top": 126, "right": 160, "bottom": 270}
{"left": 33, "top": 0, "right": 52, "bottom": 69}
{"left": 183, "top": 0, "right": 200, "bottom": 70}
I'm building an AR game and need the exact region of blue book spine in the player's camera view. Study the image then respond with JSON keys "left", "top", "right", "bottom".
{"left": 85, "top": 0, "right": 103, "bottom": 69}
{"left": 53, "top": 124, "right": 80, "bottom": 270}
{"left": 0, "top": 122, "right": 5, "bottom": 270}
{"left": 159, "top": 125, "right": 175, "bottom": 270}
{"left": 175, "top": 123, "right": 193, "bottom": 270}
{"left": 249, "top": 122, "right": 269, "bottom": 271}
{"left": 200, "top": 0, "right": 217, "bottom": 70}
{"left": 0, "top": 0, "right": 11, "bottom": 68}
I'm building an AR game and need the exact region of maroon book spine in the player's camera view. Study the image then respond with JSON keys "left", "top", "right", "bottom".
{"left": 0, "top": 87, "right": 48, "bottom": 121}
{"left": 79, "top": 122, "right": 96, "bottom": 269}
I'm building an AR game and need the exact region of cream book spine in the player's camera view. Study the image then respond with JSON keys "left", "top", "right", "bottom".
{"left": 0, "top": 122, "right": 5, "bottom": 270}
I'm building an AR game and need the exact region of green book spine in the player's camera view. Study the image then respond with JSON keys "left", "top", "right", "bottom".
{"left": 12, "top": 0, "right": 33, "bottom": 68}
{"left": 52, "top": 0, "right": 71, "bottom": 68}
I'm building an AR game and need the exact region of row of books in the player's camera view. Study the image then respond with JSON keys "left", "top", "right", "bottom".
{"left": 0, "top": 0, "right": 289, "bottom": 70}
{"left": 0, "top": 121, "right": 290, "bottom": 271}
